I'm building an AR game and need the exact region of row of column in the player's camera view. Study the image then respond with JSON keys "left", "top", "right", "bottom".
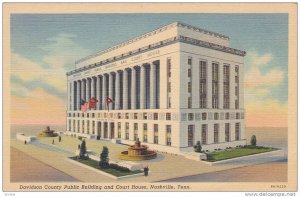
{"left": 70, "top": 61, "right": 159, "bottom": 111}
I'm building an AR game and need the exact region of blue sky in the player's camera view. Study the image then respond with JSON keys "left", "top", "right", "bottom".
{"left": 10, "top": 14, "right": 288, "bottom": 126}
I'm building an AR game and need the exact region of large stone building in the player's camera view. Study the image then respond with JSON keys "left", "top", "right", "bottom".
{"left": 66, "top": 22, "right": 246, "bottom": 154}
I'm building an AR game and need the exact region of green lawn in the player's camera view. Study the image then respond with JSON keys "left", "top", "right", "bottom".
{"left": 69, "top": 157, "right": 142, "bottom": 177}
{"left": 206, "top": 147, "right": 277, "bottom": 162}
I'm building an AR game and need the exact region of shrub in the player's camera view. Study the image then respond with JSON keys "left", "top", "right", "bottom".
{"left": 79, "top": 140, "right": 87, "bottom": 158}
{"left": 251, "top": 135, "right": 257, "bottom": 146}
{"left": 194, "top": 141, "right": 202, "bottom": 153}
{"left": 99, "top": 146, "right": 109, "bottom": 168}
{"left": 109, "top": 163, "right": 130, "bottom": 172}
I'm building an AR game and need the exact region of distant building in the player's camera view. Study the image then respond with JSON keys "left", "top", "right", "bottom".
{"left": 66, "top": 22, "right": 246, "bottom": 153}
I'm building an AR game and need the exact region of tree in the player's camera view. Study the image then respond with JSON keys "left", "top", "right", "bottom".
{"left": 250, "top": 135, "right": 257, "bottom": 146}
{"left": 80, "top": 139, "right": 87, "bottom": 158}
{"left": 99, "top": 146, "right": 109, "bottom": 168}
{"left": 194, "top": 141, "right": 202, "bottom": 153}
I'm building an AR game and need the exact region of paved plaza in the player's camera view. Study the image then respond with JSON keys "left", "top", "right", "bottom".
{"left": 10, "top": 135, "right": 285, "bottom": 182}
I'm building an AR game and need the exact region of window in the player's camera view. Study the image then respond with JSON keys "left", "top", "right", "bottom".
{"left": 153, "top": 113, "right": 158, "bottom": 120}
{"left": 202, "top": 113, "right": 207, "bottom": 120}
{"left": 92, "top": 113, "right": 95, "bottom": 118}
{"left": 235, "top": 123, "right": 240, "bottom": 140}
{"left": 143, "top": 123, "right": 148, "bottom": 142}
{"left": 188, "top": 82, "right": 192, "bottom": 93}
{"left": 214, "top": 124, "right": 219, "bottom": 143}
{"left": 143, "top": 113, "right": 148, "bottom": 120}
{"left": 77, "top": 120, "right": 80, "bottom": 132}
{"left": 168, "top": 82, "right": 171, "bottom": 92}
{"left": 168, "top": 97, "right": 172, "bottom": 108}
{"left": 73, "top": 120, "right": 75, "bottom": 132}
{"left": 188, "top": 68, "right": 192, "bottom": 77}
{"left": 125, "top": 113, "right": 129, "bottom": 119}
{"left": 188, "top": 57, "right": 192, "bottom": 65}
{"left": 188, "top": 125, "right": 194, "bottom": 147}
{"left": 225, "top": 123, "right": 230, "bottom": 142}
{"left": 154, "top": 124, "right": 158, "bottom": 144}
{"left": 134, "top": 123, "right": 138, "bottom": 141}
{"left": 214, "top": 113, "right": 219, "bottom": 120}
{"left": 87, "top": 113, "right": 89, "bottom": 118}
{"left": 223, "top": 64, "right": 230, "bottom": 109}
{"left": 226, "top": 112, "right": 230, "bottom": 120}
{"left": 188, "top": 113, "right": 194, "bottom": 121}
{"left": 167, "top": 58, "right": 172, "bottom": 78}
{"left": 117, "top": 122, "right": 121, "bottom": 138}
{"left": 87, "top": 120, "right": 90, "bottom": 134}
{"left": 92, "top": 121, "right": 95, "bottom": 134}
{"left": 188, "top": 97, "right": 192, "bottom": 108}
{"left": 166, "top": 113, "right": 171, "bottom": 120}
{"left": 212, "top": 63, "right": 219, "bottom": 109}
{"left": 201, "top": 124, "right": 207, "bottom": 145}
{"left": 82, "top": 120, "right": 85, "bottom": 133}
{"left": 166, "top": 125, "right": 172, "bottom": 146}
{"left": 118, "top": 113, "right": 121, "bottom": 119}
{"left": 134, "top": 113, "right": 138, "bottom": 119}
{"left": 236, "top": 113, "right": 240, "bottom": 119}
{"left": 125, "top": 123, "right": 129, "bottom": 140}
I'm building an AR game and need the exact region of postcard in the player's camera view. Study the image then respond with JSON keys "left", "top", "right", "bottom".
{"left": 2, "top": 2, "right": 297, "bottom": 192}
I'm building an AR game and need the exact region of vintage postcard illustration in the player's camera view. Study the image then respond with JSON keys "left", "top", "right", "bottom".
{"left": 2, "top": 3, "right": 297, "bottom": 192}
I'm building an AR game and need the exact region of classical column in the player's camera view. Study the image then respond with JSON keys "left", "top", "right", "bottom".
{"left": 77, "top": 80, "right": 81, "bottom": 110}
{"left": 140, "top": 65, "right": 146, "bottom": 109}
{"left": 102, "top": 75, "right": 107, "bottom": 110}
{"left": 97, "top": 75, "right": 102, "bottom": 110}
{"left": 86, "top": 78, "right": 91, "bottom": 101}
{"left": 123, "top": 69, "right": 128, "bottom": 110}
{"left": 71, "top": 81, "right": 78, "bottom": 111}
{"left": 150, "top": 63, "right": 157, "bottom": 109}
{"left": 115, "top": 71, "right": 120, "bottom": 110}
{"left": 91, "top": 77, "right": 96, "bottom": 98}
{"left": 131, "top": 67, "right": 136, "bottom": 109}
{"left": 109, "top": 72, "right": 114, "bottom": 110}
{"left": 82, "top": 79, "right": 86, "bottom": 102}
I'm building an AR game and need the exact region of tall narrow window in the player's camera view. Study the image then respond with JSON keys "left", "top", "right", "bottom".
{"left": 125, "top": 122, "right": 129, "bottom": 140}
{"left": 199, "top": 61, "right": 207, "bottom": 108}
{"left": 212, "top": 63, "right": 219, "bottom": 108}
{"left": 167, "top": 58, "right": 172, "bottom": 109}
{"left": 117, "top": 122, "right": 121, "bottom": 138}
{"left": 166, "top": 125, "right": 172, "bottom": 146}
{"left": 134, "top": 123, "right": 138, "bottom": 141}
{"left": 225, "top": 123, "right": 230, "bottom": 142}
{"left": 235, "top": 65, "right": 239, "bottom": 109}
{"left": 214, "top": 124, "right": 219, "bottom": 143}
{"left": 154, "top": 124, "right": 158, "bottom": 144}
{"left": 235, "top": 123, "right": 240, "bottom": 140}
{"left": 188, "top": 97, "right": 192, "bottom": 109}
{"left": 223, "top": 64, "right": 230, "bottom": 109}
{"left": 201, "top": 124, "right": 207, "bottom": 145}
{"left": 188, "top": 125, "right": 194, "bottom": 147}
{"left": 143, "top": 123, "right": 148, "bottom": 142}
{"left": 68, "top": 119, "right": 71, "bottom": 131}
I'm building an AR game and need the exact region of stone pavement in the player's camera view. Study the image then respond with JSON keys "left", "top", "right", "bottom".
{"left": 10, "top": 135, "right": 286, "bottom": 182}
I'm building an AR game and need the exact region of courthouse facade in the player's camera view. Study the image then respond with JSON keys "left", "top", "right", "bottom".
{"left": 66, "top": 22, "right": 246, "bottom": 153}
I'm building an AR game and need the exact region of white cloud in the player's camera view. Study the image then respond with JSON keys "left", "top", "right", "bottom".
{"left": 11, "top": 33, "right": 91, "bottom": 101}
{"left": 245, "top": 51, "right": 285, "bottom": 88}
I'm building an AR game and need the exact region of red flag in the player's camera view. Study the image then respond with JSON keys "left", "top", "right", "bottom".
{"left": 89, "top": 97, "right": 98, "bottom": 109}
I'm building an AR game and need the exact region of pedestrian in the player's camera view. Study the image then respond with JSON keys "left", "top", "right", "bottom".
{"left": 52, "top": 139, "right": 54, "bottom": 144}
{"left": 24, "top": 140, "right": 27, "bottom": 145}
{"left": 144, "top": 166, "right": 149, "bottom": 176}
